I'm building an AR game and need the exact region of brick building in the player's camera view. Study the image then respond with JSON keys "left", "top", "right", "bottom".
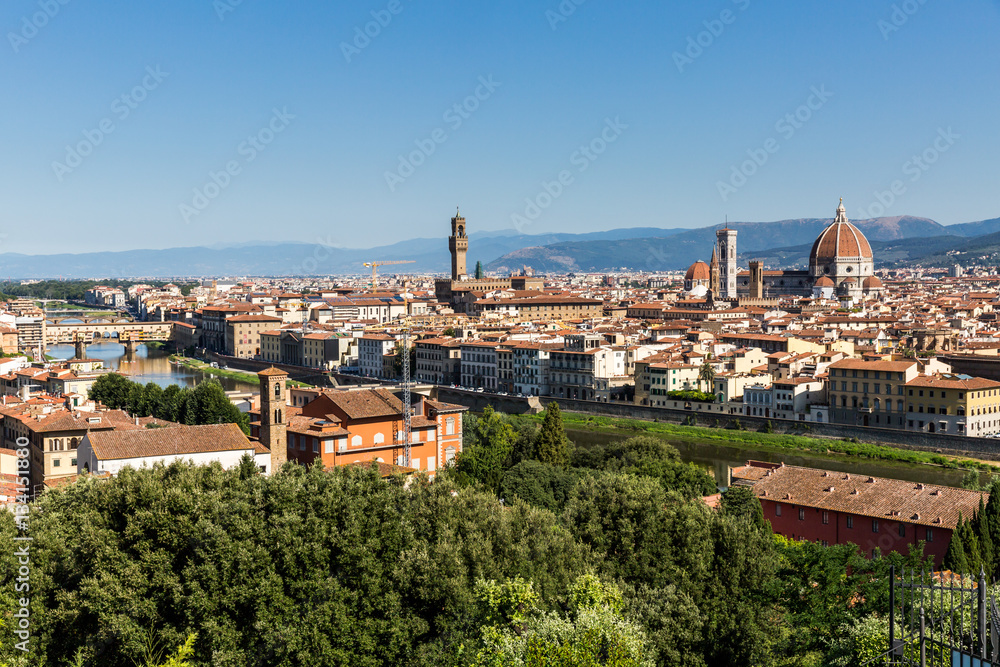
{"left": 732, "top": 461, "right": 987, "bottom": 568}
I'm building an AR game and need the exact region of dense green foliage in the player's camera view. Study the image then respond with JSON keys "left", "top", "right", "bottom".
{"left": 0, "top": 405, "right": 943, "bottom": 666}
{"left": 944, "top": 478, "right": 1000, "bottom": 578}
{"left": 530, "top": 403, "right": 573, "bottom": 468}
{"left": 88, "top": 374, "right": 249, "bottom": 434}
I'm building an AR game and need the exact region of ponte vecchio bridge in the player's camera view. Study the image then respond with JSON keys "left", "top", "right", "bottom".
{"left": 41, "top": 311, "right": 177, "bottom": 357}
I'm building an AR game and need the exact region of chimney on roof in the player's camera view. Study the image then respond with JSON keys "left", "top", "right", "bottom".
{"left": 916, "top": 483, "right": 925, "bottom": 490}
{"left": 784, "top": 493, "right": 792, "bottom": 500}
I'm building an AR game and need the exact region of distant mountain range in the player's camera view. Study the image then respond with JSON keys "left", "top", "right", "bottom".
{"left": 2, "top": 215, "right": 998, "bottom": 279}
{"left": 485, "top": 216, "right": 1000, "bottom": 274}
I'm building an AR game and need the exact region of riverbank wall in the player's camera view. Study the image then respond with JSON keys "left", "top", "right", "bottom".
{"left": 433, "top": 388, "right": 1000, "bottom": 462}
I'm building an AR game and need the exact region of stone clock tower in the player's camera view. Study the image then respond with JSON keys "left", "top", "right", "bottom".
{"left": 449, "top": 209, "right": 468, "bottom": 281}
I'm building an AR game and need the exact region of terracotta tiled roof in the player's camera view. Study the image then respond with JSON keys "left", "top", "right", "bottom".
{"left": 257, "top": 367, "right": 288, "bottom": 377}
{"left": 323, "top": 388, "right": 402, "bottom": 420}
{"left": 86, "top": 423, "right": 253, "bottom": 461}
{"left": 739, "top": 464, "right": 985, "bottom": 529}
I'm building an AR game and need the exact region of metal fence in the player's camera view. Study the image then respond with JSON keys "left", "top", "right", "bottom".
{"left": 865, "top": 566, "right": 998, "bottom": 666}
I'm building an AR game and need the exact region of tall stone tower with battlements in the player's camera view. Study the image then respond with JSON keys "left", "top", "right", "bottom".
{"left": 449, "top": 209, "right": 468, "bottom": 281}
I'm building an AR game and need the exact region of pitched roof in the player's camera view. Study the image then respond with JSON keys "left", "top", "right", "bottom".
{"left": 257, "top": 367, "right": 288, "bottom": 377}
{"left": 85, "top": 423, "right": 254, "bottom": 461}
{"left": 322, "top": 388, "right": 402, "bottom": 420}
{"left": 735, "top": 463, "right": 985, "bottom": 529}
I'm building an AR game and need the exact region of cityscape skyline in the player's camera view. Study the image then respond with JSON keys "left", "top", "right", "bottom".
{"left": 3, "top": 1, "right": 998, "bottom": 256}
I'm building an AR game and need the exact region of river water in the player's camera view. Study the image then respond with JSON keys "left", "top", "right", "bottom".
{"left": 47, "top": 342, "right": 259, "bottom": 393}
{"left": 566, "top": 428, "right": 977, "bottom": 490}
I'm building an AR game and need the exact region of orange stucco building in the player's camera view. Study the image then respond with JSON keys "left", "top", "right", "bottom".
{"left": 253, "top": 368, "right": 465, "bottom": 477}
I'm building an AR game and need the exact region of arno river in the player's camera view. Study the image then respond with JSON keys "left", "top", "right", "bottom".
{"left": 48, "top": 342, "right": 259, "bottom": 392}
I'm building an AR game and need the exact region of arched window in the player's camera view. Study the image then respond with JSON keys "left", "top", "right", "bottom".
{"left": 274, "top": 383, "right": 280, "bottom": 399}
{"left": 373, "top": 432, "right": 385, "bottom": 444}
{"left": 445, "top": 446, "right": 456, "bottom": 464}
{"left": 352, "top": 435, "right": 362, "bottom": 447}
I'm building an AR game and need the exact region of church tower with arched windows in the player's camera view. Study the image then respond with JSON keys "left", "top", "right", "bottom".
{"left": 258, "top": 367, "right": 288, "bottom": 472}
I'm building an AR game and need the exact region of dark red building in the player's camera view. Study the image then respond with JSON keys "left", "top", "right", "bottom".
{"left": 731, "top": 462, "right": 988, "bottom": 568}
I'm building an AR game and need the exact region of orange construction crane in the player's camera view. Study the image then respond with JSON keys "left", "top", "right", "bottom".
{"left": 363, "top": 260, "right": 415, "bottom": 292}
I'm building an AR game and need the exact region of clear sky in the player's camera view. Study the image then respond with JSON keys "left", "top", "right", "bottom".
{"left": 2, "top": 0, "right": 999, "bottom": 254}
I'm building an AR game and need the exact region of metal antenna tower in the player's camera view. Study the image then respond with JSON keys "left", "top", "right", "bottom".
{"left": 402, "top": 278, "right": 412, "bottom": 467}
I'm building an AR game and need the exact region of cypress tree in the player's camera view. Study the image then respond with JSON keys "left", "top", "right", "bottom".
{"left": 532, "top": 402, "right": 572, "bottom": 468}
{"left": 974, "top": 497, "right": 993, "bottom": 577}
{"left": 944, "top": 521, "right": 969, "bottom": 576}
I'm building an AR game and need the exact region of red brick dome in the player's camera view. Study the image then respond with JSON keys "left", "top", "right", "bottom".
{"left": 814, "top": 276, "right": 835, "bottom": 288}
{"left": 685, "top": 261, "right": 710, "bottom": 282}
{"left": 863, "top": 275, "right": 884, "bottom": 289}
{"left": 810, "top": 201, "right": 873, "bottom": 264}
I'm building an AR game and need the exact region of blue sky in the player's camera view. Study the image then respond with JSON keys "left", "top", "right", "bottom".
{"left": 2, "top": 0, "right": 999, "bottom": 254}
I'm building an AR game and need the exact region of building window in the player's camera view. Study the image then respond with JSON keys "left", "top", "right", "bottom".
{"left": 313, "top": 438, "right": 319, "bottom": 454}
{"left": 445, "top": 417, "right": 455, "bottom": 435}
{"left": 325, "top": 440, "right": 334, "bottom": 454}
{"left": 798, "top": 508, "right": 805, "bottom": 521}
{"left": 352, "top": 435, "right": 362, "bottom": 447}
{"left": 775, "top": 504, "right": 782, "bottom": 517}
{"left": 53, "top": 459, "right": 61, "bottom": 467}
{"left": 822, "top": 511, "right": 829, "bottom": 525}
{"left": 847, "top": 516, "right": 853, "bottom": 529}
{"left": 872, "top": 519, "right": 879, "bottom": 533}
{"left": 373, "top": 432, "right": 385, "bottom": 445}
{"left": 898, "top": 524, "right": 905, "bottom": 538}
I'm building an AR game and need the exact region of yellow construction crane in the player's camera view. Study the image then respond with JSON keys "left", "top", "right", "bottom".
{"left": 363, "top": 260, "right": 415, "bottom": 292}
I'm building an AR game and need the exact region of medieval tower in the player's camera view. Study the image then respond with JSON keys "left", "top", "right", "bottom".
{"left": 449, "top": 209, "right": 468, "bottom": 281}
{"left": 258, "top": 367, "right": 288, "bottom": 472}
{"left": 716, "top": 226, "right": 738, "bottom": 298}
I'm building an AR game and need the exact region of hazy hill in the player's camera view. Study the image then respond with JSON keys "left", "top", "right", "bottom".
{"left": 3, "top": 214, "right": 997, "bottom": 279}
{"left": 486, "top": 215, "right": 953, "bottom": 273}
